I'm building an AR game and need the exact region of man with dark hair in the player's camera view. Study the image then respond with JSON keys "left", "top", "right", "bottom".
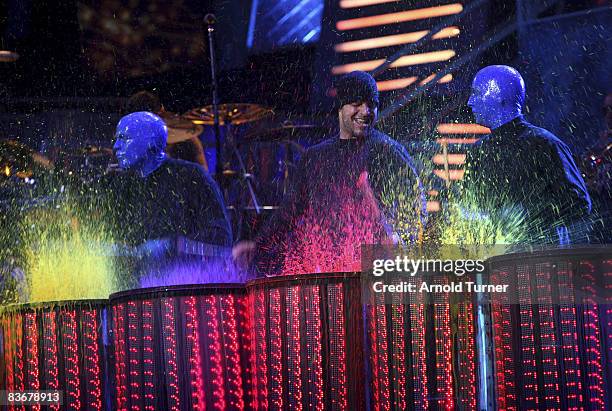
{"left": 124, "top": 91, "right": 163, "bottom": 114}
{"left": 234, "top": 71, "right": 425, "bottom": 275}
{"left": 464, "top": 65, "right": 591, "bottom": 244}
{"left": 124, "top": 90, "right": 208, "bottom": 170}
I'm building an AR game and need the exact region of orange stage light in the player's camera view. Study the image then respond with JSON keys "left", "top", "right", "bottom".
{"left": 436, "top": 123, "right": 491, "bottom": 134}
{"left": 336, "top": 4, "right": 464, "bottom": 31}
{"left": 340, "top": 0, "right": 398, "bottom": 8}
{"left": 432, "top": 154, "right": 466, "bottom": 165}
{"left": 436, "top": 138, "right": 480, "bottom": 145}
{"left": 433, "top": 169, "right": 465, "bottom": 180}
{"left": 332, "top": 50, "right": 456, "bottom": 75}
{"left": 334, "top": 27, "right": 460, "bottom": 53}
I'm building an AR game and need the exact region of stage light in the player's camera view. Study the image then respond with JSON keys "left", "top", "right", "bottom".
{"left": 427, "top": 200, "right": 440, "bottom": 212}
{"left": 420, "top": 73, "right": 453, "bottom": 85}
{"left": 332, "top": 50, "right": 456, "bottom": 75}
{"left": 433, "top": 169, "right": 465, "bottom": 180}
{"left": 334, "top": 27, "right": 460, "bottom": 53}
{"left": 336, "top": 4, "right": 463, "bottom": 31}
{"left": 436, "top": 137, "right": 480, "bottom": 145}
{"left": 1, "top": 302, "right": 109, "bottom": 410}
{"left": 0, "top": 50, "right": 19, "bottom": 62}
{"left": 110, "top": 285, "right": 254, "bottom": 410}
{"left": 376, "top": 77, "right": 418, "bottom": 91}
{"left": 432, "top": 153, "right": 466, "bottom": 165}
{"left": 436, "top": 123, "right": 491, "bottom": 134}
{"left": 340, "top": 0, "right": 398, "bottom": 8}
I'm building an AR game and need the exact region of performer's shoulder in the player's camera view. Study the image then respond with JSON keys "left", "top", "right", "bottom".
{"left": 307, "top": 136, "right": 337, "bottom": 152}
{"left": 522, "top": 122, "right": 568, "bottom": 149}
{"left": 163, "top": 157, "right": 214, "bottom": 181}
{"left": 369, "top": 129, "right": 410, "bottom": 155}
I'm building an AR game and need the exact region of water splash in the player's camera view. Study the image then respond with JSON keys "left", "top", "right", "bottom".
{"left": 18, "top": 198, "right": 119, "bottom": 303}
{"left": 278, "top": 184, "right": 396, "bottom": 275}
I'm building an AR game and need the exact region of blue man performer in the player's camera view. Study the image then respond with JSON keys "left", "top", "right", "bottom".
{"left": 464, "top": 65, "right": 591, "bottom": 244}
{"left": 111, "top": 112, "right": 231, "bottom": 251}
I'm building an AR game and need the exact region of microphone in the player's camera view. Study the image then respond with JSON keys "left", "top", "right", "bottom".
{"left": 204, "top": 13, "right": 216, "bottom": 26}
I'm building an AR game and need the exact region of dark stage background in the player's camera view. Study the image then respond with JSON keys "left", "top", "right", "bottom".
{"left": 1, "top": 0, "right": 609, "bottom": 149}
{"left": 0, "top": 0, "right": 610, "bottom": 224}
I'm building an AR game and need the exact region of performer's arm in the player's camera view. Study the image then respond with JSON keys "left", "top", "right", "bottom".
{"left": 192, "top": 167, "right": 233, "bottom": 247}
{"left": 550, "top": 142, "right": 592, "bottom": 217}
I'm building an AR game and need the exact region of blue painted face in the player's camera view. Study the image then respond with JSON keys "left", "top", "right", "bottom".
{"left": 468, "top": 65, "right": 525, "bottom": 130}
{"left": 113, "top": 112, "right": 167, "bottom": 173}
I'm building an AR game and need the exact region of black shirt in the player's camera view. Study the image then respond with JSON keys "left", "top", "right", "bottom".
{"left": 256, "top": 129, "right": 425, "bottom": 274}
{"left": 105, "top": 158, "right": 231, "bottom": 247}
{"left": 462, "top": 115, "right": 591, "bottom": 243}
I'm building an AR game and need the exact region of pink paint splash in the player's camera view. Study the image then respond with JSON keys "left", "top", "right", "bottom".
{"left": 279, "top": 180, "right": 394, "bottom": 275}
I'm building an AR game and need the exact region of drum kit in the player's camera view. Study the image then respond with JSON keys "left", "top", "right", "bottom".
{"left": 0, "top": 103, "right": 333, "bottom": 213}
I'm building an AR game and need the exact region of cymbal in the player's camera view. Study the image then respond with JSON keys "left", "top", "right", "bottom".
{"left": 158, "top": 112, "right": 205, "bottom": 143}
{"left": 0, "top": 140, "right": 52, "bottom": 179}
{"left": 184, "top": 103, "right": 271, "bottom": 126}
{"left": 70, "top": 146, "right": 114, "bottom": 157}
{"left": 214, "top": 169, "right": 254, "bottom": 180}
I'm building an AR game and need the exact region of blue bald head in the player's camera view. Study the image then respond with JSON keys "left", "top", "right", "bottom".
{"left": 113, "top": 112, "right": 167, "bottom": 174}
{"left": 468, "top": 65, "right": 526, "bottom": 130}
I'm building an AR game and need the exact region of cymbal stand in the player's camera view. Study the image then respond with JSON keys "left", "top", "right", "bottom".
{"left": 225, "top": 119, "right": 261, "bottom": 215}
{"left": 204, "top": 14, "right": 222, "bottom": 177}
{"left": 204, "top": 13, "right": 261, "bottom": 215}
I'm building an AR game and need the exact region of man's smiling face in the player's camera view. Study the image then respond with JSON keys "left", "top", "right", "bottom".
{"left": 338, "top": 101, "right": 377, "bottom": 139}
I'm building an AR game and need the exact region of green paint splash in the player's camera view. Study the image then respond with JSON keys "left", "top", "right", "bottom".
{"left": 19, "top": 198, "right": 119, "bottom": 303}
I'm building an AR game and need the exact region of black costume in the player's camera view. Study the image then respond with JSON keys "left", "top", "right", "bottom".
{"left": 106, "top": 157, "right": 231, "bottom": 247}
{"left": 462, "top": 115, "right": 591, "bottom": 243}
{"left": 256, "top": 129, "right": 425, "bottom": 275}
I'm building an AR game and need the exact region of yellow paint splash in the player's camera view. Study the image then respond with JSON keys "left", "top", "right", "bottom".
{"left": 21, "top": 202, "right": 118, "bottom": 302}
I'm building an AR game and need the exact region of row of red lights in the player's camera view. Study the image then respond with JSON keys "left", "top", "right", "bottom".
{"left": 251, "top": 290, "right": 269, "bottom": 409}
{"left": 113, "top": 304, "right": 128, "bottom": 410}
{"left": 82, "top": 309, "right": 103, "bottom": 411}
{"left": 127, "top": 301, "right": 141, "bottom": 409}
{"left": 61, "top": 310, "right": 82, "bottom": 411}
{"left": 161, "top": 298, "right": 181, "bottom": 411}
{"left": 141, "top": 300, "right": 156, "bottom": 410}
{"left": 42, "top": 311, "right": 60, "bottom": 411}
{"left": 1, "top": 264, "right": 609, "bottom": 410}
{"left": 390, "top": 300, "right": 407, "bottom": 410}
{"left": 457, "top": 301, "right": 477, "bottom": 410}
{"left": 410, "top": 294, "right": 429, "bottom": 410}
{"left": 185, "top": 296, "right": 206, "bottom": 410}
{"left": 268, "top": 288, "right": 284, "bottom": 409}
{"left": 557, "top": 263, "right": 583, "bottom": 410}
{"left": 304, "top": 285, "right": 324, "bottom": 410}
{"left": 24, "top": 312, "right": 40, "bottom": 411}
{"left": 220, "top": 295, "right": 246, "bottom": 409}
{"left": 204, "top": 295, "right": 226, "bottom": 409}
{"left": 327, "top": 283, "right": 348, "bottom": 409}
{"left": 433, "top": 281, "right": 454, "bottom": 410}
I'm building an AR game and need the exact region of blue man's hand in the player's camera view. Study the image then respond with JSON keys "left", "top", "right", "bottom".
{"left": 137, "top": 238, "right": 172, "bottom": 259}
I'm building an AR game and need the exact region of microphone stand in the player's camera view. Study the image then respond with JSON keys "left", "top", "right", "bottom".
{"left": 204, "top": 13, "right": 261, "bottom": 216}
{"left": 204, "top": 14, "right": 222, "bottom": 177}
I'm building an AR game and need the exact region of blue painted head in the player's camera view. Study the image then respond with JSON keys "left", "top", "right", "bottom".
{"left": 468, "top": 65, "right": 525, "bottom": 130}
{"left": 113, "top": 112, "right": 167, "bottom": 176}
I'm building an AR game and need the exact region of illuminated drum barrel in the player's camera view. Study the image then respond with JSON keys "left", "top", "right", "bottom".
{"left": 364, "top": 276, "right": 481, "bottom": 410}
{"left": 488, "top": 246, "right": 611, "bottom": 410}
{"left": 109, "top": 284, "right": 254, "bottom": 411}
{"left": 246, "top": 273, "right": 365, "bottom": 410}
{"left": 0, "top": 300, "right": 111, "bottom": 410}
